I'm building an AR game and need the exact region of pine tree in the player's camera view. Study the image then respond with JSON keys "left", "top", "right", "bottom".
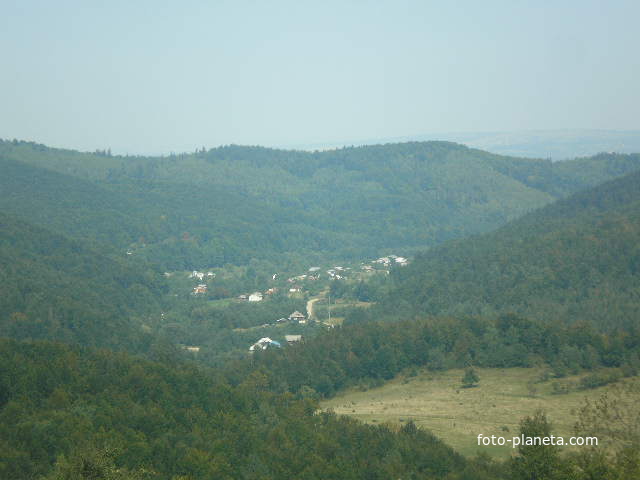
{"left": 461, "top": 367, "right": 479, "bottom": 388}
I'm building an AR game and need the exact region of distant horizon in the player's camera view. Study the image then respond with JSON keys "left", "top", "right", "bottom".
{"left": 4, "top": 128, "right": 640, "bottom": 160}
{"left": 280, "top": 128, "right": 640, "bottom": 156}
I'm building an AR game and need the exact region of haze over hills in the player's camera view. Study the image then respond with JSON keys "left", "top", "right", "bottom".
{"left": 2, "top": 1, "right": 639, "bottom": 477}
{"left": 292, "top": 129, "right": 640, "bottom": 160}
{"left": 2, "top": 139, "right": 640, "bottom": 270}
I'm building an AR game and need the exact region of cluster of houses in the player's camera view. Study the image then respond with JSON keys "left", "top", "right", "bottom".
{"left": 253, "top": 310, "right": 308, "bottom": 332}
{"left": 327, "top": 266, "right": 349, "bottom": 279}
{"left": 288, "top": 274, "right": 314, "bottom": 283}
{"left": 283, "top": 256, "right": 408, "bottom": 291}
{"left": 189, "top": 270, "right": 216, "bottom": 296}
{"left": 285, "top": 265, "right": 350, "bottom": 291}
{"left": 238, "top": 292, "right": 263, "bottom": 302}
{"left": 285, "top": 257, "right": 410, "bottom": 285}
{"left": 187, "top": 254, "right": 409, "bottom": 299}
{"left": 237, "top": 287, "right": 278, "bottom": 302}
{"left": 268, "top": 310, "right": 307, "bottom": 326}
{"left": 189, "top": 270, "right": 216, "bottom": 281}
{"left": 372, "top": 255, "right": 408, "bottom": 267}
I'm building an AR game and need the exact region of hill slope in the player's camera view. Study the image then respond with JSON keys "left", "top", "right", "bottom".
{"left": 2, "top": 139, "right": 640, "bottom": 268}
{"left": 0, "top": 212, "right": 165, "bottom": 349}
{"left": 374, "top": 169, "right": 640, "bottom": 330}
{"left": 0, "top": 338, "right": 470, "bottom": 479}
{"left": 0, "top": 157, "right": 165, "bottom": 248}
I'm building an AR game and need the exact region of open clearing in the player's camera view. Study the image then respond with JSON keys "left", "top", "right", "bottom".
{"left": 321, "top": 367, "right": 628, "bottom": 458}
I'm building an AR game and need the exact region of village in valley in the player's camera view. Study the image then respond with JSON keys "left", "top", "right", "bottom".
{"left": 161, "top": 254, "right": 410, "bottom": 357}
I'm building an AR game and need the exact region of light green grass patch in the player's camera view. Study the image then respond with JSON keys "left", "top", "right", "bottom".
{"left": 321, "top": 367, "right": 627, "bottom": 458}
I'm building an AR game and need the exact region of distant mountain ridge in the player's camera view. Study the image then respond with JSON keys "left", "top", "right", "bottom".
{"left": 2, "top": 138, "right": 640, "bottom": 269}
{"left": 291, "top": 129, "right": 640, "bottom": 160}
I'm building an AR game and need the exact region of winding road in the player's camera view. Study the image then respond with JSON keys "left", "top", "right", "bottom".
{"left": 306, "top": 297, "right": 320, "bottom": 319}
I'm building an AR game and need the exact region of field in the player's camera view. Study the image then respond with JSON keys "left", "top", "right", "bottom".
{"left": 321, "top": 367, "right": 625, "bottom": 458}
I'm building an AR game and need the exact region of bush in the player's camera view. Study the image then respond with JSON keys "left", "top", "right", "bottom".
{"left": 461, "top": 367, "right": 479, "bottom": 388}
{"left": 579, "top": 370, "right": 621, "bottom": 390}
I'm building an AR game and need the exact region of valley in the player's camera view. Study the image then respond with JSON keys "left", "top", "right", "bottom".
{"left": 2, "top": 139, "right": 640, "bottom": 479}
{"left": 4, "top": 4, "right": 639, "bottom": 477}
{"left": 156, "top": 254, "right": 389, "bottom": 360}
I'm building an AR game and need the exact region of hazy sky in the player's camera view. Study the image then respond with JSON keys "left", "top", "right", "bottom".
{"left": 1, "top": 0, "right": 639, "bottom": 154}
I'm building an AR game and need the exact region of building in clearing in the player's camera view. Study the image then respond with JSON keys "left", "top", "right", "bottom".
{"left": 248, "top": 292, "right": 263, "bottom": 302}
{"left": 249, "top": 337, "right": 281, "bottom": 352}
{"left": 189, "top": 270, "right": 205, "bottom": 280}
{"left": 193, "top": 284, "right": 208, "bottom": 295}
{"left": 285, "top": 335, "right": 303, "bottom": 345}
{"left": 288, "top": 311, "right": 306, "bottom": 324}
{"left": 395, "top": 256, "right": 408, "bottom": 265}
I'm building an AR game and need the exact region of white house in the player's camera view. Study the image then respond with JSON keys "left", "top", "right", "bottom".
{"left": 189, "top": 270, "right": 205, "bottom": 280}
{"left": 249, "top": 337, "right": 281, "bottom": 352}
{"left": 288, "top": 311, "right": 306, "bottom": 324}
{"left": 249, "top": 292, "right": 263, "bottom": 302}
{"left": 395, "top": 257, "right": 408, "bottom": 266}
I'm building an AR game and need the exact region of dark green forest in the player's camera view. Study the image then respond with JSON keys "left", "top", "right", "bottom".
{"left": 0, "top": 338, "right": 484, "bottom": 480}
{"left": 0, "top": 212, "right": 165, "bottom": 351}
{"left": 243, "top": 314, "right": 640, "bottom": 398}
{"left": 2, "top": 317, "right": 636, "bottom": 479}
{"left": 368, "top": 168, "right": 640, "bottom": 331}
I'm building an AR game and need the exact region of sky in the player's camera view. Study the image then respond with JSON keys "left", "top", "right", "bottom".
{"left": 1, "top": 0, "right": 639, "bottom": 155}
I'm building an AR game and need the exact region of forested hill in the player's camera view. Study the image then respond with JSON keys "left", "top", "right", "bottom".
{"left": 0, "top": 212, "right": 165, "bottom": 350}
{"left": 0, "top": 157, "right": 165, "bottom": 249}
{"left": 2, "top": 139, "right": 640, "bottom": 268}
{"left": 0, "top": 338, "right": 477, "bottom": 479}
{"left": 373, "top": 169, "right": 640, "bottom": 331}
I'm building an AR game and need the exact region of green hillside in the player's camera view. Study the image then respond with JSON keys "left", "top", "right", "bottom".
{"left": 3, "top": 139, "right": 640, "bottom": 269}
{"left": 0, "top": 213, "right": 165, "bottom": 350}
{"left": 372, "top": 169, "right": 640, "bottom": 331}
{"left": 0, "top": 338, "right": 476, "bottom": 480}
{"left": 0, "top": 157, "right": 164, "bottom": 249}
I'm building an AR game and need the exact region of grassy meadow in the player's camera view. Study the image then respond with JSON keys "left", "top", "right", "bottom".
{"left": 321, "top": 367, "right": 627, "bottom": 458}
